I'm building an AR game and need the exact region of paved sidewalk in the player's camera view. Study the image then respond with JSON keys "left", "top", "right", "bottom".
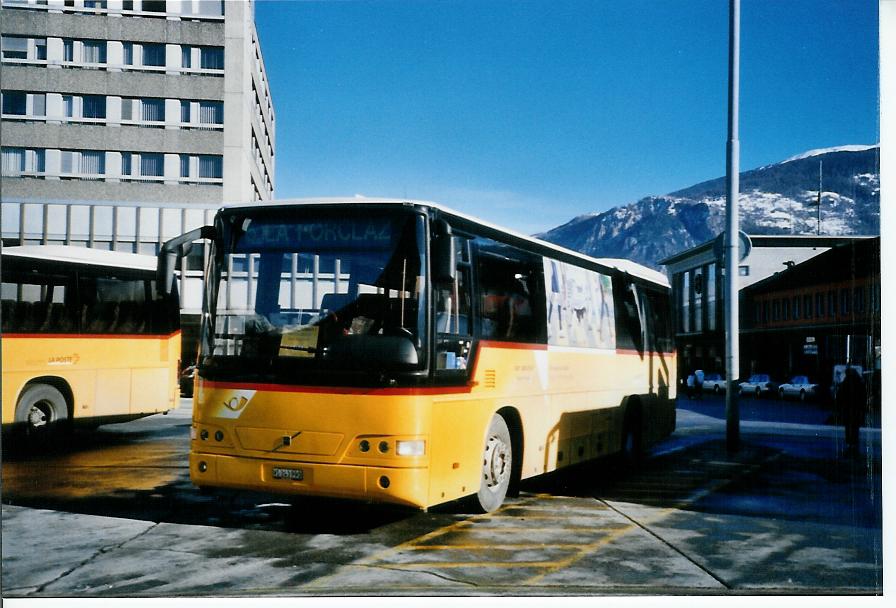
{"left": 1, "top": 400, "right": 884, "bottom": 596}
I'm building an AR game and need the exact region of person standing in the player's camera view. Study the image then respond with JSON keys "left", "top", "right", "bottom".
{"left": 837, "top": 367, "right": 867, "bottom": 456}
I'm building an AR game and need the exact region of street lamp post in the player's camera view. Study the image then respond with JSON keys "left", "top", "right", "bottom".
{"left": 725, "top": 0, "right": 741, "bottom": 451}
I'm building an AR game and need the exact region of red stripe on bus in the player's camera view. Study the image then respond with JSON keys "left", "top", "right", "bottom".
{"left": 2, "top": 331, "right": 182, "bottom": 340}
{"left": 478, "top": 340, "right": 547, "bottom": 351}
{"left": 201, "top": 380, "right": 473, "bottom": 396}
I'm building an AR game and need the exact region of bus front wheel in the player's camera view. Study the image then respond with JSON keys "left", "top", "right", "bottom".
{"left": 476, "top": 414, "right": 512, "bottom": 512}
{"left": 15, "top": 384, "right": 68, "bottom": 439}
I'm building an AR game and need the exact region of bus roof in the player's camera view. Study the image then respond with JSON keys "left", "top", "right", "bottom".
{"left": 2, "top": 245, "right": 158, "bottom": 272}
{"left": 217, "top": 198, "right": 670, "bottom": 288}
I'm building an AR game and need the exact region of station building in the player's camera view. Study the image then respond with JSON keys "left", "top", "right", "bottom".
{"left": 1, "top": 0, "right": 276, "bottom": 354}
{"left": 740, "top": 236, "right": 881, "bottom": 399}
{"left": 658, "top": 235, "right": 872, "bottom": 382}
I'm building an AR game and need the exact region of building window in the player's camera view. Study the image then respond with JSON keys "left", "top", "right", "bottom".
{"left": 2, "top": 147, "right": 45, "bottom": 175}
{"left": 181, "top": 100, "right": 191, "bottom": 123}
{"left": 82, "top": 95, "right": 106, "bottom": 119}
{"left": 142, "top": 0, "right": 167, "bottom": 13}
{"left": 840, "top": 288, "right": 850, "bottom": 316}
{"left": 80, "top": 150, "right": 105, "bottom": 179}
{"left": 803, "top": 295, "right": 812, "bottom": 319}
{"left": 140, "top": 98, "right": 164, "bottom": 122}
{"left": 738, "top": 265, "right": 750, "bottom": 277}
{"left": 199, "top": 101, "right": 223, "bottom": 126}
{"left": 63, "top": 39, "right": 74, "bottom": 62}
{"left": 198, "top": 155, "right": 222, "bottom": 179}
{"left": 2, "top": 91, "right": 27, "bottom": 115}
{"left": 121, "top": 152, "right": 132, "bottom": 177}
{"left": 140, "top": 153, "right": 164, "bottom": 177}
{"left": 60, "top": 150, "right": 105, "bottom": 179}
{"left": 828, "top": 290, "right": 836, "bottom": 317}
{"left": 815, "top": 292, "right": 824, "bottom": 317}
{"left": 782, "top": 298, "right": 790, "bottom": 321}
{"left": 1, "top": 36, "right": 40, "bottom": 60}
{"left": 142, "top": 43, "right": 165, "bottom": 67}
{"left": 82, "top": 40, "right": 107, "bottom": 64}
{"left": 181, "top": 46, "right": 192, "bottom": 69}
{"left": 179, "top": 154, "right": 191, "bottom": 178}
{"left": 762, "top": 300, "right": 769, "bottom": 324}
{"left": 196, "top": 0, "right": 224, "bottom": 16}
{"left": 200, "top": 47, "right": 224, "bottom": 70}
{"left": 123, "top": 42, "right": 134, "bottom": 65}
{"left": 792, "top": 296, "right": 800, "bottom": 320}
{"left": 772, "top": 299, "right": 781, "bottom": 322}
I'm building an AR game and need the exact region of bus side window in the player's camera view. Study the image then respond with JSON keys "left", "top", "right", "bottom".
{"left": 475, "top": 242, "right": 543, "bottom": 344}
{"left": 614, "top": 277, "right": 644, "bottom": 355}
{"left": 434, "top": 236, "right": 472, "bottom": 372}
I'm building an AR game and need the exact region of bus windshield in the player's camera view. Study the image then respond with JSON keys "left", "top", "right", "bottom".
{"left": 201, "top": 209, "right": 428, "bottom": 384}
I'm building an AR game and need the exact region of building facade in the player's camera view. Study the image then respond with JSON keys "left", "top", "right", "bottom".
{"left": 659, "top": 235, "right": 869, "bottom": 381}
{"left": 741, "top": 237, "right": 880, "bottom": 399}
{"left": 1, "top": 0, "right": 276, "bottom": 361}
{"left": 1, "top": 0, "right": 275, "bottom": 315}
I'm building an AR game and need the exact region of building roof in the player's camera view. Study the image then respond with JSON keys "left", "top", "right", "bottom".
{"left": 658, "top": 234, "right": 873, "bottom": 267}
{"left": 2, "top": 245, "right": 158, "bottom": 272}
{"left": 742, "top": 237, "right": 880, "bottom": 295}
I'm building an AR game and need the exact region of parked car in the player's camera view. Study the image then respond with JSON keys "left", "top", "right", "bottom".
{"left": 778, "top": 375, "right": 818, "bottom": 401}
{"left": 738, "top": 373, "right": 777, "bottom": 397}
{"left": 702, "top": 372, "right": 725, "bottom": 394}
{"left": 179, "top": 365, "right": 196, "bottom": 398}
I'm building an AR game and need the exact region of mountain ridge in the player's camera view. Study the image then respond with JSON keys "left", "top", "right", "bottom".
{"left": 537, "top": 145, "right": 880, "bottom": 269}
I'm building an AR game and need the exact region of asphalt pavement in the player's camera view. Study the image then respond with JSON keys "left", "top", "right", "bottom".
{"left": 0, "top": 394, "right": 885, "bottom": 597}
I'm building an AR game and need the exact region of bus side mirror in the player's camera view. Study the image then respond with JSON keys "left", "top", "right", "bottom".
{"left": 157, "top": 225, "right": 216, "bottom": 297}
{"left": 432, "top": 219, "right": 456, "bottom": 283}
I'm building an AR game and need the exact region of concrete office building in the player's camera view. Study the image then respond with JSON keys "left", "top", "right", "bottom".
{"left": 1, "top": 0, "right": 276, "bottom": 315}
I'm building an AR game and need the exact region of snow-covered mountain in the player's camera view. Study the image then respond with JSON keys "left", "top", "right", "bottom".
{"left": 538, "top": 145, "right": 880, "bottom": 269}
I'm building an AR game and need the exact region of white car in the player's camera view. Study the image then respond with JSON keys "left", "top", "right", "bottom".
{"left": 778, "top": 376, "right": 818, "bottom": 401}
{"left": 738, "top": 373, "right": 777, "bottom": 397}
{"left": 702, "top": 372, "right": 725, "bottom": 394}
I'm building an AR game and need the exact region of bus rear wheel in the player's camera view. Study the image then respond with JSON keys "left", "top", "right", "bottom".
{"left": 15, "top": 384, "right": 68, "bottom": 440}
{"left": 476, "top": 414, "right": 512, "bottom": 512}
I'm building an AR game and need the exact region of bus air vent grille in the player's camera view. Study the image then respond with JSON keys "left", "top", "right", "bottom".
{"left": 484, "top": 369, "right": 497, "bottom": 388}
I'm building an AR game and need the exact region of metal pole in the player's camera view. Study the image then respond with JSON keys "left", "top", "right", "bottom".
{"left": 725, "top": 0, "right": 741, "bottom": 451}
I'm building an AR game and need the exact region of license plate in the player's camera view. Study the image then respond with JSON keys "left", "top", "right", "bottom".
{"left": 271, "top": 467, "right": 304, "bottom": 481}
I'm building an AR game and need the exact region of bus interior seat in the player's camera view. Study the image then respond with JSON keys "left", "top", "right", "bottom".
{"left": 41, "top": 303, "right": 74, "bottom": 333}
{"left": 116, "top": 301, "right": 145, "bottom": 333}
{"left": 436, "top": 312, "right": 469, "bottom": 334}
{"left": 27, "top": 301, "right": 50, "bottom": 332}
{"left": 1, "top": 299, "right": 15, "bottom": 332}
{"left": 320, "top": 293, "right": 353, "bottom": 315}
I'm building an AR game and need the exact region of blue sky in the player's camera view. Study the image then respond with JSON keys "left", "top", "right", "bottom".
{"left": 254, "top": 0, "right": 879, "bottom": 234}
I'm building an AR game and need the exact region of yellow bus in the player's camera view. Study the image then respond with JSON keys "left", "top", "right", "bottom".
{"left": 2, "top": 245, "right": 181, "bottom": 440}
{"left": 174, "top": 199, "right": 675, "bottom": 511}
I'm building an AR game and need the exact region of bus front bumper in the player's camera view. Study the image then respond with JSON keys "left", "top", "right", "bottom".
{"left": 189, "top": 452, "right": 430, "bottom": 508}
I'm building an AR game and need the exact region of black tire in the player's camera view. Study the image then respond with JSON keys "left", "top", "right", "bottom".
{"left": 15, "top": 383, "right": 69, "bottom": 440}
{"left": 620, "top": 401, "right": 644, "bottom": 467}
{"left": 476, "top": 414, "right": 512, "bottom": 512}
{"left": 713, "top": 385, "right": 721, "bottom": 395}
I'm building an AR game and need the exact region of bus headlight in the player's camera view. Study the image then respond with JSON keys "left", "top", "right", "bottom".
{"left": 396, "top": 440, "right": 425, "bottom": 456}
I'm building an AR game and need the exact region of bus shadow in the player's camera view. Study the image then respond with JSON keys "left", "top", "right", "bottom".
{"left": 1, "top": 466, "right": 419, "bottom": 536}
{"left": 519, "top": 436, "right": 882, "bottom": 530}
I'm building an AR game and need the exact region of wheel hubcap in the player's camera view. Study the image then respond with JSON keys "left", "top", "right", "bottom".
{"left": 482, "top": 435, "right": 510, "bottom": 489}
{"left": 27, "top": 402, "right": 50, "bottom": 428}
